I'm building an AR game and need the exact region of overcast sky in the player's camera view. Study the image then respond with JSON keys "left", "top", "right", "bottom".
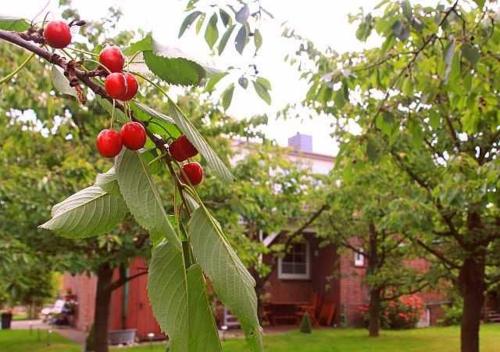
{"left": 5, "top": 0, "right": 396, "bottom": 155}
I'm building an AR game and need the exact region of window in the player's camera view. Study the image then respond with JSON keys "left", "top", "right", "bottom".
{"left": 354, "top": 249, "right": 365, "bottom": 267}
{"left": 278, "top": 241, "right": 310, "bottom": 280}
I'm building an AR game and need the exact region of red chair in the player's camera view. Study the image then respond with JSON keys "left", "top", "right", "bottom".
{"left": 296, "top": 293, "right": 321, "bottom": 326}
{"left": 318, "top": 302, "right": 336, "bottom": 326}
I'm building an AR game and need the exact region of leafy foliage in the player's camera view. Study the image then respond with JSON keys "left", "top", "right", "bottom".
{"left": 148, "top": 242, "right": 222, "bottom": 352}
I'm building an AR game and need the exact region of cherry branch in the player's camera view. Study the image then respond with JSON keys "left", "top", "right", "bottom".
{"left": 0, "top": 28, "right": 191, "bottom": 218}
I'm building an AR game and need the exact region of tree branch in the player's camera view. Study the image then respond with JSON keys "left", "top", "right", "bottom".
{"left": 109, "top": 269, "right": 148, "bottom": 292}
{"left": 413, "top": 238, "right": 460, "bottom": 269}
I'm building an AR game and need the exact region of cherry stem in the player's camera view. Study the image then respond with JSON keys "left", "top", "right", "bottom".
{"left": 126, "top": 51, "right": 142, "bottom": 69}
{"left": 0, "top": 52, "right": 35, "bottom": 85}
{"left": 110, "top": 99, "right": 116, "bottom": 128}
{"left": 66, "top": 47, "right": 97, "bottom": 57}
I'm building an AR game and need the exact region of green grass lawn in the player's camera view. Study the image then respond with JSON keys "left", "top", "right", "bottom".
{"left": 1, "top": 325, "right": 499, "bottom": 352}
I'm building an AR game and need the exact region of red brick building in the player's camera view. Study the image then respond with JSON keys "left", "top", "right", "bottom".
{"left": 62, "top": 134, "right": 447, "bottom": 340}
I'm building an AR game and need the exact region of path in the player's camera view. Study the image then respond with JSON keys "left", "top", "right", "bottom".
{"left": 11, "top": 319, "right": 87, "bottom": 344}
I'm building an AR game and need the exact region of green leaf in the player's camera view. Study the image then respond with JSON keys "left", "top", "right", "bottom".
{"left": 473, "top": 0, "right": 485, "bottom": 7}
{"left": 205, "top": 72, "right": 228, "bottom": 93}
{"left": 39, "top": 172, "right": 127, "bottom": 238}
{"left": 123, "top": 34, "right": 153, "bottom": 56}
{"left": 235, "top": 25, "right": 248, "bottom": 54}
{"left": 219, "top": 9, "right": 232, "bottom": 26}
{"left": 95, "top": 96, "right": 128, "bottom": 122}
{"left": 222, "top": 83, "right": 235, "bottom": 110}
{"left": 95, "top": 167, "right": 121, "bottom": 195}
{"left": 254, "top": 29, "right": 263, "bottom": 51}
{"left": 116, "top": 149, "right": 180, "bottom": 247}
{"left": 334, "top": 89, "right": 346, "bottom": 108}
{"left": 235, "top": 4, "right": 250, "bottom": 23}
{"left": 376, "top": 111, "right": 395, "bottom": 136}
{"left": 256, "top": 77, "right": 271, "bottom": 90}
{"left": 461, "top": 43, "right": 480, "bottom": 66}
{"left": 0, "top": 16, "right": 30, "bottom": 32}
{"left": 189, "top": 208, "right": 263, "bottom": 351}
{"left": 238, "top": 76, "right": 249, "bottom": 89}
{"left": 143, "top": 51, "right": 206, "bottom": 86}
{"left": 195, "top": 13, "right": 205, "bottom": 34}
{"left": 179, "top": 11, "right": 202, "bottom": 38}
{"left": 252, "top": 80, "right": 271, "bottom": 105}
{"left": 130, "top": 102, "right": 181, "bottom": 139}
{"left": 50, "top": 66, "right": 77, "bottom": 98}
{"left": 148, "top": 242, "right": 222, "bottom": 352}
{"left": 366, "top": 137, "right": 380, "bottom": 162}
{"left": 204, "top": 14, "right": 219, "bottom": 49}
{"left": 167, "top": 99, "right": 234, "bottom": 182}
{"left": 218, "top": 25, "right": 236, "bottom": 55}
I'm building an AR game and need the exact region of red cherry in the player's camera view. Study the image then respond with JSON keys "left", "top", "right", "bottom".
{"left": 104, "top": 73, "right": 127, "bottom": 99}
{"left": 99, "top": 46, "right": 125, "bottom": 73}
{"left": 119, "top": 73, "right": 139, "bottom": 101}
{"left": 180, "top": 162, "right": 204, "bottom": 186}
{"left": 96, "top": 129, "right": 122, "bottom": 158}
{"left": 43, "top": 21, "right": 71, "bottom": 49}
{"left": 121, "top": 122, "right": 146, "bottom": 150}
{"left": 169, "top": 135, "right": 198, "bottom": 162}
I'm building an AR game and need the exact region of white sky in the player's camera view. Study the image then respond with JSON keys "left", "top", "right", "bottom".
{"left": 4, "top": 0, "right": 394, "bottom": 155}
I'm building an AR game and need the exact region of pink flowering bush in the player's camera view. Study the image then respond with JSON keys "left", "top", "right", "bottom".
{"left": 359, "top": 294, "right": 425, "bottom": 330}
{"left": 383, "top": 294, "right": 424, "bottom": 329}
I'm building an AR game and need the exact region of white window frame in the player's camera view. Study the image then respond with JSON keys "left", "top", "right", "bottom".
{"left": 354, "top": 249, "right": 365, "bottom": 267}
{"left": 278, "top": 241, "right": 311, "bottom": 280}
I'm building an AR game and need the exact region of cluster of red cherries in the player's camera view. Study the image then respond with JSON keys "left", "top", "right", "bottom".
{"left": 42, "top": 20, "right": 204, "bottom": 186}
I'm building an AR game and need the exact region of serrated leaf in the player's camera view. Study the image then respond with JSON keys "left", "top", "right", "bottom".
{"left": 218, "top": 25, "right": 236, "bottom": 55}
{"left": 204, "top": 14, "right": 219, "bottom": 49}
{"left": 167, "top": 99, "right": 234, "bottom": 182}
{"left": 0, "top": 16, "right": 30, "bottom": 31}
{"left": 148, "top": 242, "right": 222, "bottom": 352}
{"left": 461, "top": 43, "right": 480, "bottom": 66}
{"left": 222, "top": 83, "right": 235, "bottom": 110}
{"left": 235, "top": 25, "right": 248, "bottom": 54}
{"left": 39, "top": 182, "right": 127, "bottom": 238}
{"left": 116, "top": 149, "right": 180, "bottom": 247}
{"left": 179, "top": 11, "right": 202, "bottom": 38}
{"left": 205, "top": 72, "right": 228, "bottom": 93}
{"left": 254, "top": 29, "right": 263, "bottom": 51}
{"left": 235, "top": 4, "right": 250, "bottom": 23}
{"left": 252, "top": 80, "right": 271, "bottom": 105}
{"left": 50, "top": 66, "right": 78, "bottom": 98}
{"left": 95, "top": 167, "right": 120, "bottom": 195}
{"left": 123, "top": 34, "right": 153, "bottom": 56}
{"left": 143, "top": 50, "right": 206, "bottom": 86}
{"left": 189, "top": 208, "right": 263, "bottom": 351}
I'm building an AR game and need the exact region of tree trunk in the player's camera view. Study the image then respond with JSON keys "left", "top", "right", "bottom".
{"left": 367, "top": 222, "right": 381, "bottom": 337}
{"left": 459, "top": 256, "right": 485, "bottom": 352}
{"left": 368, "top": 287, "right": 382, "bottom": 337}
{"left": 90, "top": 263, "right": 113, "bottom": 352}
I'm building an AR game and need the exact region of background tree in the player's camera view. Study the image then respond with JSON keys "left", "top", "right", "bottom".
{"left": 317, "top": 141, "right": 437, "bottom": 337}
{"left": 291, "top": 1, "right": 499, "bottom": 351}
